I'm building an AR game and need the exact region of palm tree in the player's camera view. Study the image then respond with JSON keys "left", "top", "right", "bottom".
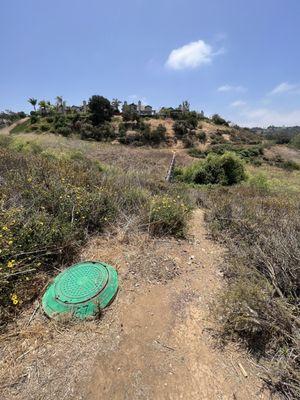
{"left": 38, "top": 100, "right": 48, "bottom": 116}
{"left": 28, "top": 98, "right": 37, "bottom": 111}
{"left": 55, "top": 96, "right": 63, "bottom": 112}
{"left": 56, "top": 96, "right": 63, "bottom": 104}
{"left": 111, "top": 98, "right": 122, "bottom": 114}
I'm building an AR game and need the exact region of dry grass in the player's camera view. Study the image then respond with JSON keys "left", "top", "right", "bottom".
{"left": 203, "top": 185, "right": 300, "bottom": 399}
{"left": 9, "top": 132, "right": 192, "bottom": 179}
{"left": 147, "top": 117, "right": 175, "bottom": 136}
{"left": 264, "top": 145, "right": 300, "bottom": 164}
{"left": 0, "top": 306, "right": 115, "bottom": 400}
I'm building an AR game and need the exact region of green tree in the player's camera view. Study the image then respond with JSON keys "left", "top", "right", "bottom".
{"left": 38, "top": 100, "right": 48, "bottom": 116}
{"left": 211, "top": 114, "right": 229, "bottom": 126}
{"left": 88, "top": 95, "right": 113, "bottom": 125}
{"left": 181, "top": 100, "right": 190, "bottom": 112}
{"left": 28, "top": 98, "right": 37, "bottom": 111}
{"left": 111, "top": 98, "right": 121, "bottom": 114}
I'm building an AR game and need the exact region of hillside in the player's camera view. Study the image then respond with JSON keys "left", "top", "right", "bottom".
{"left": 1, "top": 120, "right": 300, "bottom": 399}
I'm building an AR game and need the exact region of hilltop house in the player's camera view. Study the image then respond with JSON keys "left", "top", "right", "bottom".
{"left": 55, "top": 100, "right": 87, "bottom": 114}
{"left": 122, "top": 100, "right": 156, "bottom": 116}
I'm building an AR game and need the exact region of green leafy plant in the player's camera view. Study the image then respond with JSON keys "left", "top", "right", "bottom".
{"left": 177, "top": 152, "right": 246, "bottom": 186}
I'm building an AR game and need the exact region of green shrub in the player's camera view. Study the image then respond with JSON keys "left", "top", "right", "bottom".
{"left": 148, "top": 124, "right": 167, "bottom": 144}
{"left": 197, "top": 131, "right": 207, "bottom": 143}
{"left": 149, "top": 195, "right": 191, "bottom": 236}
{"left": 281, "top": 160, "right": 300, "bottom": 171}
{"left": 80, "top": 122, "right": 116, "bottom": 141}
{"left": 57, "top": 126, "right": 72, "bottom": 137}
{"left": 178, "top": 152, "right": 246, "bottom": 186}
{"left": 54, "top": 115, "right": 67, "bottom": 129}
{"left": 188, "top": 148, "right": 206, "bottom": 158}
{"left": 140, "top": 124, "right": 167, "bottom": 145}
{"left": 30, "top": 115, "right": 38, "bottom": 124}
{"left": 173, "top": 120, "right": 190, "bottom": 137}
{"left": 80, "top": 123, "right": 95, "bottom": 140}
{"left": 46, "top": 116, "right": 54, "bottom": 123}
{"left": 40, "top": 123, "right": 50, "bottom": 132}
{"left": 211, "top": 114, "right": 229, "bottom": 126}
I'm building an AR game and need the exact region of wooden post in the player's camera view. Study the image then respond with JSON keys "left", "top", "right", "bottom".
{"left": 165, "top": 152, "right": 176, "bottom": 182}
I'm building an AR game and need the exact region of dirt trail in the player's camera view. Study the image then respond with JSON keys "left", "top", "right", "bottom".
{"left": 81, "top": 209, "right": 269, "bottom": 400}
{"left": 0, "top": 117, "right": 28, "bottom": 135}
{"left": 1, "top": 209, "right": 271, "bottom": 400}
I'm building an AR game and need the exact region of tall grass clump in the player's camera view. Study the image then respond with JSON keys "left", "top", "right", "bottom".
{"left": 0, "top": 140, "right": 192, "bottom": 327}
{"left": 176, "top": 152, "right": 246, "bottom": 186}
{"left": 204, "top": 186, "right": 300, "bottom": 399}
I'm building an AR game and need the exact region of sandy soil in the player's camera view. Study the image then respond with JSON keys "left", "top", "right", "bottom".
{"left": 0, "top": 210, "right": 272, "bottom": 400}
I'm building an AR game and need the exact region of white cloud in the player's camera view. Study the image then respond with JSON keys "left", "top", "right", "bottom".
{"left": 165, "top": 40, "right": 215, "bottom": 70}
{"left": 230, "top": 100, "right": 247, "bottom": 108}
{"left": 218, "top": 85, "right": 246, "bottom": 93}
{"left": 233, "top": 107, "right": 300, "bottom": 127}
{"left": 269, "top": 82, "right": 299, "bottom": 95}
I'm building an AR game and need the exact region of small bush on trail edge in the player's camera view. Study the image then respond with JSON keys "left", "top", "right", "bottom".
{"left": 0, "top": 141, "right": 192, "bottom": 328}
{"left": 177, "top": 152, "right": 246, "bottom": 186}
{"left": 149, "top": 195, "right": 192, "bottom": 237}
{"left": 204, "top": 186, "right": 300, "bottom": 399}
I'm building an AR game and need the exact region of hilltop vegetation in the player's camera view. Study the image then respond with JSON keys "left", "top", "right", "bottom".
{"left": 13, "top": 95, "right": 265, "bottom": 149}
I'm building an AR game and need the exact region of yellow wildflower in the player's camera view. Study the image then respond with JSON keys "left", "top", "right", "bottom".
{"left": 11, "top": 293, "right": 19, "bottom": 305}
{"left": 7, "top": 260, "right": 15, "bottom": 268}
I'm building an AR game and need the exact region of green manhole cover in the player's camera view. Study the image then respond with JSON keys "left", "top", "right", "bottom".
{"left": 42, "top": 261, "right": 118, "bottom": 320}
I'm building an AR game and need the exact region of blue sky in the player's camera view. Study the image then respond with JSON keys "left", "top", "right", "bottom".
{"left": 1, "top": 0, "right": 300, "bottom": 127}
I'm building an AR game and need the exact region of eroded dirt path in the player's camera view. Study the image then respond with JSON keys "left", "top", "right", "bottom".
{"left": 0, "top": 118, "right": 28, "bottom": 135}
{"left": 80, "top": 210, "right": 269, "bottom": 400}
{"left": 1, "top": 209, "right": 271, "bottom": 400}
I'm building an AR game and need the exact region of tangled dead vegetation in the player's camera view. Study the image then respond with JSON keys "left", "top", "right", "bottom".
{"left": 203, "top": 186, "right": 300, "bottom": 399}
